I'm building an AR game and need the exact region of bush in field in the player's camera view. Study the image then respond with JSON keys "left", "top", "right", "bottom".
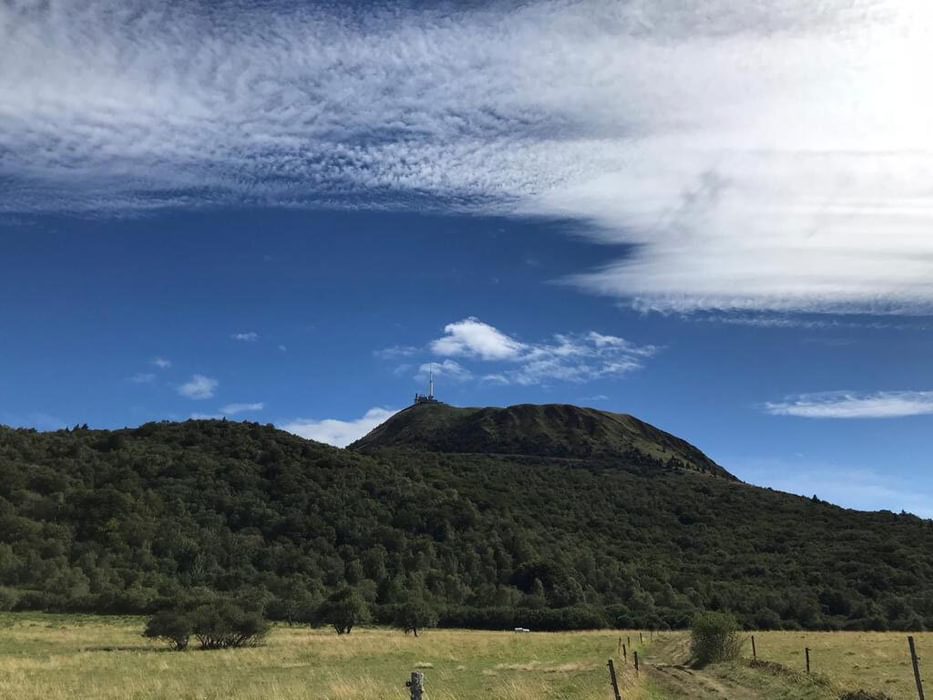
{"left": 190, "top": 601, "right": 269, "bottom": 649}
{"left": 393, "top": 599, "right": 438, "bottom": 636}
{"left": 690, "top": 612, "right": 743, "bottom": 666}
{"left": 143, "top": 609, "right": 192, "bottom": 650}
{"left": 316, "top": 588, "right": 371, "bottom": 635}
{"left": 144, "top": 601, "right": 269, "bottom": 651}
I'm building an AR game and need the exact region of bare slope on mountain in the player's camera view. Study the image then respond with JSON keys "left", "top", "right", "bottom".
{"left": 350, "top": 402, "right": 733, "bottom": 479}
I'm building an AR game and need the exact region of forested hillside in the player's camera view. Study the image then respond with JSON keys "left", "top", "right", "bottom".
{"left": 1, "top": 415, "right": 932, "bottom": 630}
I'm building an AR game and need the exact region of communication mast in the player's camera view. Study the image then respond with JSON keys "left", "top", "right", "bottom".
{"left": 414, "top": 368, "right": 439, "bottom": 405}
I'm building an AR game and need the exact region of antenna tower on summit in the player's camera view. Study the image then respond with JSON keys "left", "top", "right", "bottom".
{"left": 414, "top": 368, "right": 439, "bottom": 405}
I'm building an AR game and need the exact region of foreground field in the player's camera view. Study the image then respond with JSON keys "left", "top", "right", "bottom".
{"left": 0, "top": 614, "right": 650, "bottom": 700}
{"left": 1, "top": 614, "right": 931, "bottom": 699}
{"left": 743, "top": 630, "right": 932, "bottom": 699}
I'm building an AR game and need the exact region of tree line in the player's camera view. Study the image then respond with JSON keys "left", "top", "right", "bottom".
{"left": 1, "top": 420, "right": 932, "bottom": 631}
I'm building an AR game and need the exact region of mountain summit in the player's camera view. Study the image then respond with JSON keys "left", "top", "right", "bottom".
{"left": 350, "top": 402, "right": 733, "bottom": 479}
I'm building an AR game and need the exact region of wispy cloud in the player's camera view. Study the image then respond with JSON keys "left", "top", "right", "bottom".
{"left": 178, "top": 374, "right": 218, "bottom": 400}
{"left": 220, "top": 402, "right": 264, "bottom": 415}
{"left": 687, "top": 313, "right": 932, "bottom": 331}
{"left": 417, "top": 360, "right": 473, "bottom": 383}
{"left": 426, "top": 318, "right": 657, "bottom": 386}
{"left": 232, "top": 332, "right": 259, "bottom": 342}
{"left": 128, "top": 372, "right": 155, "bottom": 384}
{"left": 764, "top": 391, "right": 933, "bottom": 418}
{"left": 738, "top": 458, "right": 933, "bottom": 518}
{"left": 152, "top": 357, "right": 171, "bottom": 369}
{"left": 374, "top": 345, "right": 420, "bottom": 360}
{"left": 5, "top": 1, "right": 933, "bottom": 314}
{"left": 281, "top": 407, "right": 397, "bottom": 448}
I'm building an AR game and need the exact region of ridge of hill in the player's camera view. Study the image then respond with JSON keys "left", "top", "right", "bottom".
{"left": 1, "top": 417, "right": 931, "bottom": 631}
{"left": 350, "top": 402, "right": 733, "bottom": 479}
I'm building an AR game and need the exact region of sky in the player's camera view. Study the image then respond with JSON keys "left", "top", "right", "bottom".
{"left": 2, "top": 0, "right": 933, "bottom": 516}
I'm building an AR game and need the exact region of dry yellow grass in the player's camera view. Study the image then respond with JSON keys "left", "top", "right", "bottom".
{"left": 747, "top": 630, "right": 932, "bottom": 699}
{"left": 0, "top": 614, "right": 656, "bottom": 699}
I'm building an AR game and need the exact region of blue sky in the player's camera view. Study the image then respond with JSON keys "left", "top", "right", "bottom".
{"left": 2, "top": 0, "right": 933, "bottom": 516}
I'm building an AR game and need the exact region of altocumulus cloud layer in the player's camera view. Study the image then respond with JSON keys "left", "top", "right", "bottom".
{"left": 4, "top": 0, "right": 933, "bottom": 313}
{"left": 765, "top": 391, "right": 933, "bottom": 419}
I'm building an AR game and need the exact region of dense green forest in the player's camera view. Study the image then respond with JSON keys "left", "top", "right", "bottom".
{"left": 1, "top": 404, "right": 932, "bottom": 631}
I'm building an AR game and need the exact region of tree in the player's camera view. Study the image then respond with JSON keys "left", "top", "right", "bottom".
{"left": 394, "top": 599, "right": 438, "bottom": 636}
{"left": 316, "top": 588, "right": 370, "bottom": 635}
{"left": 143, "top": 610, "right": 192, "bottom": 651}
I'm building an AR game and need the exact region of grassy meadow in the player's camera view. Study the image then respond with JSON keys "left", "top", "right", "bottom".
{"left": 745, "top": 631, "right": 932, "bottom": 699}
{"left": 0, "top": 613, "right": 652, "bottom": 700}
{"left": 2, "top": 613, "right": 932, "bottom": 699}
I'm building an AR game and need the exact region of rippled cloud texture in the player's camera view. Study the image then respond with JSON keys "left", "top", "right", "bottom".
{"left": 3, "top": 0, "right": 933, "bottom": 313}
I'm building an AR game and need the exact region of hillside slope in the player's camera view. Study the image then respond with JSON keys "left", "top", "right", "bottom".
{"left": 1, "top": 418, "right": 931, "bottom": 631}
{"left": 351, "top": 403, "right": 733, "bottom": 478}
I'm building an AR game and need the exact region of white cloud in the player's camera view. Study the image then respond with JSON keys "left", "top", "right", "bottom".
{"left": 764, "top": 391, "right": 933, "bottom": 418}
{"left": 508, "top": 333, "right": 652, "bottom": 386}
{"left": 178, "top": 374, "right": 218, "bottom": 400}
{"left": 427, "top": 318, "right": 656, "bottom": 386}
{"left": 5, "top": 1, "right": 933, "bottom": 313}
{"left": 281, "top": 407, "right": 398, "bottom": 448}
{"left": 129, "top": 372, "right": 155, "bottom": 384}
{"left": 152, "top": 357, "right": 171, "bottom": 369}
{"left": 190, "top": 412, "right": 222, "bottom": 420}
{"left": 417, "top": 360, "right": 473, "bottom": 383}
{"left": 232, "top": 332, "right": 259, "bottom": 342}
{"left": 431, "top": 318, "right": 526, "bottom": 360}
{"left": 374, "top": 345, "right": 420, "bottom": 360}
{"left": 220, "top": 402, "right": 264, "bottom": 415}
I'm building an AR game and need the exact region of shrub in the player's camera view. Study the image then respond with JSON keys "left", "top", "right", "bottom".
{"left": 143, "top": 601, "right": 269, "bottom": 651}
{"left": 190, "top": 601, "right": 270, "bottom": 649}
{"left": 143, "top": 610, "right": 192, "bottom": 651}
{"left": 394, "top": 599, "right": 438, "bottom": 636}
{"left": 690, "top": 611, "right": 743, "bottom": 666}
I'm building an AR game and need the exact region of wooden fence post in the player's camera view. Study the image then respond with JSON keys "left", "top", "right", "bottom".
{"left": 627, "top": 635, "right": 631, "bottom": 649}
{"left": 622, "top": 642, "right": 627, "bottom": 663}
{"left": 909, "top": 636, "right": 926, "bottom": 700}
{"left": 639, "top": 631, "right": 644, "bottom": 644}
{"left": 805, "top": 647, "right": 810, "bottom": 674}
{"left": 634, "top": 650, "right": 639, "bottom": 675}
{"left": 406, "top": 671, "right": 424, "bottom": 700}
{"left": 751, "top": 635, "right": 756, "bottom": 660}
{"left": 607, "top": 659, "right": 622, "bottom": 700}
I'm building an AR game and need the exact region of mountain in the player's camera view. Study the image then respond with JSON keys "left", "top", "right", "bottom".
{"left": 351, "top": 402, "right": 733, "bottom": 479}
{"left": 1, "top": 412, "right": 932, "bottom": 632}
